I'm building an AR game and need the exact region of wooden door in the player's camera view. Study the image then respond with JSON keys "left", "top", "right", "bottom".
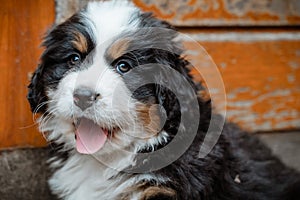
{"left": 0, "top": 0, "right": 55, "bottom": 149}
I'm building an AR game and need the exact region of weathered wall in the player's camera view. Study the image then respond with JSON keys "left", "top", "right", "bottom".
{"left": 0, "top": 0, "right": 54, "bottom": 149}
{"left": 133, "top": 0, "right": 300, "bottom": 26}
{"left": 56, "top": 0, "right": 300, "bottom": 26}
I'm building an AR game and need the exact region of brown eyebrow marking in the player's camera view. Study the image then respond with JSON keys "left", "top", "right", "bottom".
{"left": 105, "top": 38, "right": 131, "bottom": 62}
{"left": 72, "top": 31, "right": 88, "bottom": 53}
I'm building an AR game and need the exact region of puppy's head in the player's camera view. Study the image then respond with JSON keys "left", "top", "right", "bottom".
{"left": 28, "top": 1, "right": 199, "bottom": 156}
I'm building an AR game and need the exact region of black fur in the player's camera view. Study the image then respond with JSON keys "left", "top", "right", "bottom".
{"left": 27, "top": 6, "right": 300, "bottom": 200}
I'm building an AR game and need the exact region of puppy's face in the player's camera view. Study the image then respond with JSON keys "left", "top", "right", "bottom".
{"left": 27, "top": 2, "right": 187, "bottom": 156}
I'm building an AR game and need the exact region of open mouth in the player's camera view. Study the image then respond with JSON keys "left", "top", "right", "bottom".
{"left": 73, "top": 117, "right": 117, "bottom": 154}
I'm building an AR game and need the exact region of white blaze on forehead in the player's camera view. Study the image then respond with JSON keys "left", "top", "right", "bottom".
{"left": 76, "top": 0, "right": 140, "bottom": 92}
{"left": 72, "top": 1, "right": 140, "bottom": 110}
{"left": 85, "top": 1, "right": 140, "bottom": 44}
{"left": 74, "top": 58, "right": 109, "bottom": 88}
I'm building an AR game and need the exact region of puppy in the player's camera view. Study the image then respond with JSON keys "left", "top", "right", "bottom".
{"left": 27, "top": 1, "right": 300, "bottom": 199}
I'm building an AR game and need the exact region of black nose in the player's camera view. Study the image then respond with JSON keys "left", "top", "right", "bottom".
{"left": 73, "top": 88, "right": 99, "bottom": 111}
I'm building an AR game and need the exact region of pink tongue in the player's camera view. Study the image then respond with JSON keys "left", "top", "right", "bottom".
{"left": 75, "top": 118, "right": 107, "bottom": 154}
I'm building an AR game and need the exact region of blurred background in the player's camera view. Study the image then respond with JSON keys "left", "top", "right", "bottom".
{"left": 0, "top": 0, "right": 299, "bottom": 198}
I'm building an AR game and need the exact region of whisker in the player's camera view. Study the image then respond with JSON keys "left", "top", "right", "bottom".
{"left": 19, "top": 123, "right": 39, "bottom": 130}
{"left": 32, "top": 100, "right": 56, "bottom": 121}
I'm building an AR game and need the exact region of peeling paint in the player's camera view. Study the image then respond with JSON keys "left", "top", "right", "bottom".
{"left": 275, "top": 119, "right": 300, "bottom": 129}
{"left": 253, "top": 121, "right": 272, "bottom": 131}
{"left": 256, "top": 90, "right": 292, "bottom": 102}
{"left": 227, "top": 87, "right": 251, "bottom": 99}
{"left": 185, "top": 40, "right": 300, "bottom": 132}
{"left": 224, "top": 0, "right": 278, "bottom": 17}
{"left": 228, "top": 100, "right": 253, "bottom": 107}
{"left": 133, "top": 0, "right": 300, "bottom": 26}
{"left": 220, "top": 62, "right": 227, "bottom": 68}
{"left": 289, "top": 61, "right": 299, "bottom": 69}
{"left": 182, "top": 32, "right": 300, "bottom": 42}
{"left": 227, "top": 94, "right": 236, "bottom": 100}
{"left": 287, "top": 74, "right": 296, "bottom": 83}
{"left": 251, "top": 90, "right": 260, "bottom": 96}
{"left": 226, "top": 109, "right": 251, "bottom": 117}
{"left": 262, "top": 110, "right": 299, "bottom": 120}
{"left": 290, "top": 0, "right": 300, "bottom": 15}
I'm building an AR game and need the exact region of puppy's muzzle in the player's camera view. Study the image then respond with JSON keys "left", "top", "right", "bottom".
{"left": 73, "top": 87, "right": 100, "bottom": 111}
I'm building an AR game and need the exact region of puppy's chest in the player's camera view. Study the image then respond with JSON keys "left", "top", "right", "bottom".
{"left": 49, "top": 155, "right": 139, "bottom": 200}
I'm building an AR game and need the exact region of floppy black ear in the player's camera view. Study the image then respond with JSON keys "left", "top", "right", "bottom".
{"left": 27, "top": 64, "right": 47, "bottom": 113}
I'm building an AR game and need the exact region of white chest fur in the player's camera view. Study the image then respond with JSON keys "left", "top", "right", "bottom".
{"left": 49, "top": 153, "right": 135, "bottom": 200}
{"left": 48, "top": 152, "right": 168, "bottom": 200}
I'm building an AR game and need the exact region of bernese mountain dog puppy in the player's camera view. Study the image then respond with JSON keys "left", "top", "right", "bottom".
{"left": 27, "top": 1, "right": 300, "bottom": 199}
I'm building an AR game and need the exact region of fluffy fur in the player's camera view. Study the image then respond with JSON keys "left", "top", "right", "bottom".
{"left": 27, "top": 1, "right": 300, "bottom": 200}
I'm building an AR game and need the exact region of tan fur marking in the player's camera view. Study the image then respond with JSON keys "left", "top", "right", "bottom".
{"left": 118, "top": 182, "right": 148, "bottom": 200}
{"left": 139, "top": 186, "right": 176, "bottom": 200}
{"left": 107, "top": 39, "right": 130, "bottom": 60}
{"left": 136, "top": 103, "right": 162, "bottom": 137}
{"left": 72, "top": 31, "right": 88, "bottom": 53}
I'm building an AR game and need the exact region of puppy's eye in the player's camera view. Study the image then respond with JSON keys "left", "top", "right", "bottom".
{"left": 116, "top": 60, "right": 132, "bottom": 74}
{"left": 69, "top": 54, "right": 81, "bottom": 65}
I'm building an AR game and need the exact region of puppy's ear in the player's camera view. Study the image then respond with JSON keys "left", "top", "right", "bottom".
{"left": 27, "top": 64, "right": 46, "bottom": 113}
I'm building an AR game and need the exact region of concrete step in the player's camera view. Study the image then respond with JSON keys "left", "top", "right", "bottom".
{"left": 257, "top": 131, "right": 300, "bottom": 171}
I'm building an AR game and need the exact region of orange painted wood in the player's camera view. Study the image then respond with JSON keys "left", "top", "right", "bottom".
{"left": 0, "top": 0, "right": 55, "bottom": 149}
{"left": 133, "top": 0, "right": 300, "bottom": 27}
{"left": 184, "top": 39, "right": 300, "bottom": 132}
